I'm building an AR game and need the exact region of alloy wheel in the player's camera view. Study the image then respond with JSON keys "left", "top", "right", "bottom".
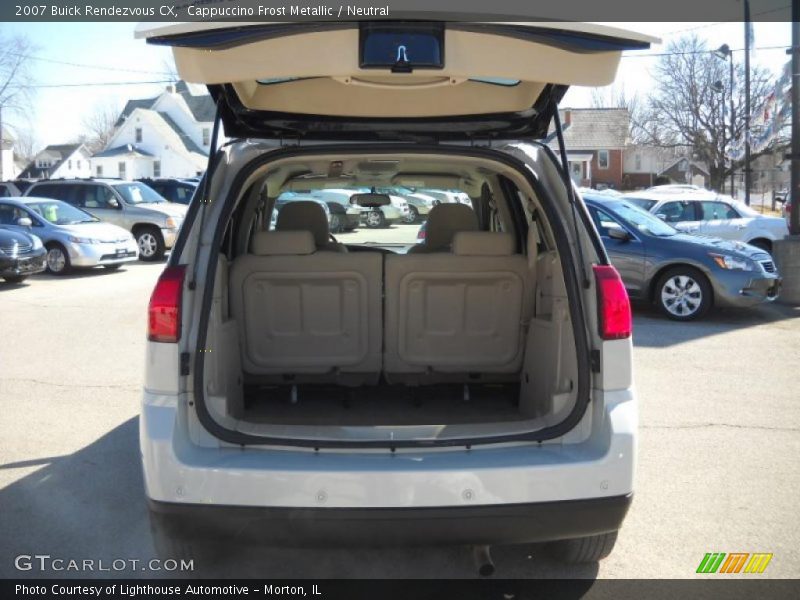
{"left": 138, "top": 232, "right": 158, "bottom": 258}
{"left": 660, "top": 275, "right": 703, "bottom": 318}
{"left": 46, "top": 247, "right": 66, "bottom": 274}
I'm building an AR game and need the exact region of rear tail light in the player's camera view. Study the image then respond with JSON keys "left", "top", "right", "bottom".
{"left": 148, "top": 265, "right": 186, "bottom": 343}
{"left": 593, "top": 264, "right": 632, "bottom": 340}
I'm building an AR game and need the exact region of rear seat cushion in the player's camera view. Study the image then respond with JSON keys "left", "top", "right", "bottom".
{"left": 276, "top": 200, "right": 346, "bottom": 252}
{"left": 230, "top": 232, "right": 382, "bottom": 377}
{"left": 408, "top": 203, "right": 478, "bottom": 253}
{"left": 385, "top": 232, "right": 531, "bottom": 376}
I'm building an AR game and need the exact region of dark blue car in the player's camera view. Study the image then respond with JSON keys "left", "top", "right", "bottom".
{"left": 582, "top": 193, "right": 781, "bottom": 320}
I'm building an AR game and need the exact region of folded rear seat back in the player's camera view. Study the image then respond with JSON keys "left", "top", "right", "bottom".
{"left": 229, "top": 230, "right": 382, "bottom": 384}
{"left": 384, "top": 231, "right": 532, "bottom": 384}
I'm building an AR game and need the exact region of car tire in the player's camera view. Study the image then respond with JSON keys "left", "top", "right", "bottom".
{"left": 365, "top": 209, "right": 386, "bottom": 229}
{"left": 329, "top": 213, "right": 344, "bottom": 234}
{"left": 748, "top": 239, "right": 772, "bottom": 254}
{"left": 546, "top": 531, "right": 619, "bottom": 564}
{"left": 3, "top": 274, "right": 27, "bottom": 284}
{"left": 654, "top": 266, "right": 712, "bottom": 321}
{"left": 404, "top": 206, "right": 419, "bottom": 224}
{"left": 135, "top": 227, "right": 165, "bottom": 261}
{"left": 45, "top": 243, "right": 71, "bottom": 275}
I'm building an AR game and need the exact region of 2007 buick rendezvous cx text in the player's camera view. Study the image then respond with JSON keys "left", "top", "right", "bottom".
{"left": 138, "top": 19, "right": 656, "bottom": 570}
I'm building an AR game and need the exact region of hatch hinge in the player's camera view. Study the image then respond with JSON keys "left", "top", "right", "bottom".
{"left": 590, "top": 349, "right": 601, "bottom": 373}
{"left": 469, "top": 136, "right": 492, "bottom": 148}
{"left": 279, "top": 136, "right": 302, "bottom": 147}
{"left": 180, "top": 352, "right": 191, "bottom": 376}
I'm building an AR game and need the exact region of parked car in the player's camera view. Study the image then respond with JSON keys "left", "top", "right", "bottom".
{"left": 623, "top": 188, "right": 789, "bottom": 254}
{"left": 0, "top": 181, "right": 22, "bottom": 197}
{"left": 304, "top": 190, "right": 362, "bottom": 232}
{"left": 138, "top": 178, "right": 198, "bottom": 205}
{"left": 0, "top": 226, "right": 46, "bottom": 283}
{"left": 374, "top": 187, "right": 436, "bottom": 223}
{"left": 139, "top": 20, "right": 659, "bottom": 567}
{"left": 311, "top": 188, "right": 407, "bottom": 228}
{"left": 0, "top": 197, "right": 138, "bottom": 274}
{"left": 583, "top": 193, "right": 781, "bottom": 320}
{"left": 24, "top": 179, "right": 187, "bottom": 261}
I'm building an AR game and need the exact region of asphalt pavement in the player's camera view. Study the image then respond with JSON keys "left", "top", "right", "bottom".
{"left": 1, "top": 254, "right": 798, "bottom": 579}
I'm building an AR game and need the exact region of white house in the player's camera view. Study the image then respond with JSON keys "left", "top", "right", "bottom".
{"left": 92, "top": 81, "right": 214, "bottom": 179}
{"left": 19, "top": 144, "right": 92, "bottom": 180}
{"left": 1, "top": 129, "right": 19, "bottom": 180}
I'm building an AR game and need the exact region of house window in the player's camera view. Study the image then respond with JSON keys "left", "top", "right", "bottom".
{"left": 153, "top": 160, "right": 161, "bottom": 178}
{"left": 202, "top": 128, "right": 210, "bottom": 146}
{"left": 135, "top": 128, "right": 143, "bottom": 143}
{"left": 634, "top": 154, "right": 642, "bottom": 171}
{"left": 77, "top": 160, "right": 81, "bottom": 169}
{"left": 597, "top": 150, "right": 610, "bottom": 170}
{"left": 118, "top": 162, "right": 127, "bottom": 180}
{"left": 68, "top": 160, "right": 72, "bottom": 169}
{"left": 96, "top": 165, "right": 103, "bottom": 176}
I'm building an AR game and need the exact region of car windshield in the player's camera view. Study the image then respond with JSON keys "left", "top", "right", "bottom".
{"left": 624, "top": 196, "right": 658, "bottom": 211}
{"left": 610, "top": 201, "right": 677, "bottom": 237}
{"left": 113, "top": 182, "right": 166, "bottom": 205}
{"left": 27, "top": 200, "right": 97, "bottom": 225}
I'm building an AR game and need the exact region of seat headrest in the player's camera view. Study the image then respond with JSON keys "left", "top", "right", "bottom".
{"left": 276, "top": 201, "right": 330, "bottom": 247}
{"left": 251, "top": 231, "right": 316, "bottom": 256}
{"left": 422, "top": 203, "right": 479, "bottom": 251}
{"left": 452, "top": 232, "right": 515, "bottom": 256}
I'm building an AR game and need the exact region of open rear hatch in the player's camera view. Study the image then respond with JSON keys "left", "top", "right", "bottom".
{"left": 137, "top": 21, "right": 655, "bottom": 141}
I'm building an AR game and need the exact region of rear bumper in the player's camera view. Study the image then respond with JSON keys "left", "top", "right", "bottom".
{"left": 149, "top": 494, "right": 632, "bottom": 547}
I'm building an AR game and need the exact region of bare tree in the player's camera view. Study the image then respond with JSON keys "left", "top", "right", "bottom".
{"left": 82, "top": 100, "right": 122, "bottom": 154}
{"left": 637, "top": 34, "right": 782, "bottom": 191}
{"left": 0, "top": 31, "right": 37, "bottom": 178}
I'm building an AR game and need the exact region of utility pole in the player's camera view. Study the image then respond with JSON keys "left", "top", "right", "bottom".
{"left": 743, "top": 0, "right": 752, "bottom": 206}
{"left": 790, "top": 13, "right": 799, "bottom": 235}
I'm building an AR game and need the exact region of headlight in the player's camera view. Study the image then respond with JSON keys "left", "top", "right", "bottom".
{"left": 165, "top": 217, "right": 178, "bottom": 229}
{"left": 31, "top": 236, "right": 43, "bottom": 250}
{"left": 68, "top": 235, "right": 99, "bottom": 245}
{"left": 710, "top": 253, "right": 753, "bottom": 271}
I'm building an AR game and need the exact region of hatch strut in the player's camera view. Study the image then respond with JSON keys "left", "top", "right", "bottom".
{"left": 188, "top": 100, "right": 222, "bottom": 290}
{"left": 551, "top": 108, "right": 590, "bottom": 289}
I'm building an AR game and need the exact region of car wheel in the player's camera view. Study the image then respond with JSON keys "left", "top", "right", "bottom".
{"left": 365, "top": 209, "right": 386, "bottom": 229}
{"left": 136, "top": 227, "right": 165, "bottom": 261}
{"left": 655, "top": 267, "right": 712, "bottom": 321}
{"left": 103, "top": 264, "right": 122, "bottom": 271}
{"left": 404, "top": 206, "right": 419, "bottom": 224}
{"left": 748, "top": 239, "right": 772, "bottom": 254}
{"left": 45, "top": 243, "right": 71, "bottom": 275}
{"left": 546, "top": 531, "right": 618, "bottom": 564}
{"left": 3, "top": 274, "right": 27, "bottom": 284}
{"left": 329, "top": 213, "right": 344, "bottom": 233}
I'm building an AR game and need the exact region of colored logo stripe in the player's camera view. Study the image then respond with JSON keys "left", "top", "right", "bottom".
{"left": 697, "top": 553, "right": 726, "bottom": 573}
{"left": 719, "top": 553, "right": 749, "bottom": 573}
{"left": 696, "top": 552, "right": 773, "bottom": 574}
{"left": 744, "top": 553, "right": 773, "bottom": 574}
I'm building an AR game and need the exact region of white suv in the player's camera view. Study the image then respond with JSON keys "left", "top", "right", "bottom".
{"left": 139, "top": 20, "right": 654, "bottom": 570}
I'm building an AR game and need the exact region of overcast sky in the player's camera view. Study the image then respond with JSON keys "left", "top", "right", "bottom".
{"left": 1, "top": 21, "right": 793, "bottom": 152}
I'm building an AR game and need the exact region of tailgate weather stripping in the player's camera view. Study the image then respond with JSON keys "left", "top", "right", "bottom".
{"left": 192, "top": 145, "right": 593, "bottom": 449}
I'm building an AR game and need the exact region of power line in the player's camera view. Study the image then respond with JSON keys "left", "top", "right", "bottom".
{"left": 29, "top": 80, "right": 174, "bottom": 89}
{"left": 621, "top": 45, "right": 790, "bottom": 59}
{"left": 2, "top": 50, "right": 173, "bottom": 77}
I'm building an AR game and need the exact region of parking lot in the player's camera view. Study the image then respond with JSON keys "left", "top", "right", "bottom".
{"left": 1, "top": 258, "right": 799, "bottom": 579}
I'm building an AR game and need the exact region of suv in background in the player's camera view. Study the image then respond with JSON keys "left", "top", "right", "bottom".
{"left": 0, "top": 182, "right": 22, "bottom": 197}
{"left": 25, "top": 179, "right": 187, "bottom": 261}
{"left": 138, "top": 178, "right": 198, "bottom": 205}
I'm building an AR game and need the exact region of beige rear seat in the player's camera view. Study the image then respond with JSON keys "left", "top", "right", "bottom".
{"left": 384, "top": 231, "right": 531, "bottom": 383}
{"left": 229, "top": 230, "right": 382, "bottom": 383}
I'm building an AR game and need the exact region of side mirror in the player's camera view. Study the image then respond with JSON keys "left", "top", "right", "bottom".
{"left": 607, "top": 226, "right": 631, "bottom": 241}
{"left": 655, "top": 213, "right": 667, "bottom": 221}
{"left": 108, "top": 198, "right": 120, "bottom": 208}
{"left": 17, "top": 217, "right": 32, "bottom": 228}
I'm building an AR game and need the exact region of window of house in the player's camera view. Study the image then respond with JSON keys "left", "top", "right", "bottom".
{"left": 68, "top": 160, "right": 72, "bottom": 169}
{"left": 77, "top": 160, "right": 81, "bottom": 169}
{"left": 96, "top": 165, "right": 103, "bottom": 176}
{"left": 135, "top": 128, "right": 143, "bottom": 143}
{"left": 202, "top": 128, "right": 210, "bottom": 146}
{"left": 153, "top": 160, "right": 161, "bottom": 178}
{"left": 597, "top": 150, "right": 610, "bottom": 170}
{"left": 634, "top": 154, "right": 642, "bottom": 171}
{"left": 118, "top": 162, "right": 127, "bottom": 180}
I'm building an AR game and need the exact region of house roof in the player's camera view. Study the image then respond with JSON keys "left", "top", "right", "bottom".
{"left": 158, "top": 112, "right": 206, "bottom": 155}
{"left": 114, "top": 81, "right": 214, "bottom": 127}
{"left": 19, "top": 144, "right": 84, "bottom": 179}
{"left": 93, "top": 143, "right": 155, "bottom": 159}
{"left": 546, "top": 108, "right": 630, "bottom": 151}
{"left": 658, "top": 157, "right": 710, "bottom": 177}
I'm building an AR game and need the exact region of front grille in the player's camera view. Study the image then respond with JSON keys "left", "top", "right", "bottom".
{"left": 760, "top": 260, "right": 776, "bottom": 274}
{"left": 0, "top": 242, "right": 32, "bottom": 255}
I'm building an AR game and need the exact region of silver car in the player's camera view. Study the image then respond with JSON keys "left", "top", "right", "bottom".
{"left": 25, "top": 179, "right": 187, "bottom": 261}
{"left": 0, "top": 197, "right": 138, "bottom": 274}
